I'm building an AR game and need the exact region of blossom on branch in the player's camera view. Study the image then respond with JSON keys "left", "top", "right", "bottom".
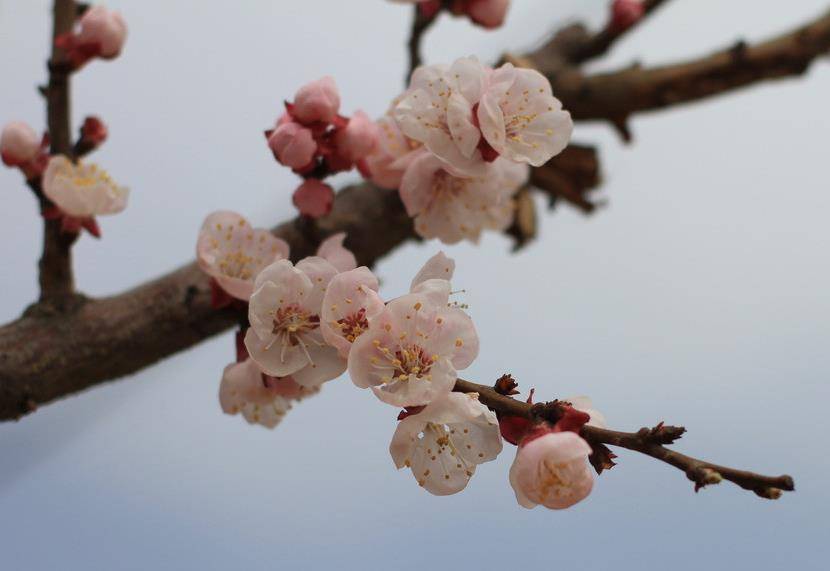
{"left": 292, "top": 178, "right": 334, "bottom": 218}
{"left": 245, "top": 258, "right": 346, "bottom": 388}
{"left": 55, "top": 5, "right": 127, "bottom": 68}
{"left": 390, "top": 392, "right": 503, "bottom": 495}
{"left": 348, "top": 254, "right": 478, "bottom": 407}
{"left": 41, "top": 155, "right": 128, "bottom": 237}
{"left": 395, "top": 56, "right": 572, "bottom": 174}
{"left": 1, "top": 121, "right": 42, "bottom": 168}
{"left": 321, "top": 267, "right": 385, "bottom": 358}
{"left": 400, "top": 150, "right": 528, "bottom": 244}
{"left": 364, "top": 115, "right": 422, "bottom": 189}
{"left": 219, "top": 359, "right": 293, "bottom": 429}
{"left": 391, "top": 0, "right": 511, "bottom": 30}
{"left": 610, "top": 0, "right": 645, "bottom": 32}
{"left": 196, "top": 211, "right": 290, "bottom": 302}
{"left": 509, "top": 429, "right": 594, "bottom": 509}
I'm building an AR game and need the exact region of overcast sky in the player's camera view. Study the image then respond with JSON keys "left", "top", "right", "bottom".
{"left": 1, "top": 1, "right": 828, "bottom": 569}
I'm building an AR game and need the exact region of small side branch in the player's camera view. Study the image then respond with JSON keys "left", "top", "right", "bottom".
{"left": 406, "top": 5, "right": 438, "bottom": 82}
{"left": 568, "top": 0, "right": 672, "bottom": 64}
{"left": 453, "top": 378, "right": 795, "bottom": 500}
{"left": 553, "top": 9, "right": 830, "bottom": 124}
{"left": 39, "top": 0, "right": 78, "bottom": 306}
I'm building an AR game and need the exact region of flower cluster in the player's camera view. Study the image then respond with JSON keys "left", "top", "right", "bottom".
{"left": 198, "top": 219, "right": 603, "bottom": 506}
{"left": 2, "top": 5, "right": 129, "bottom": 240}
{"left": 361, "top": 56, "right": 573, "bottom": 244}
{"left": 266, "top": 77, "right": 379, "bottom": 218}
{"left": 391, "top": 0, "right": 511, "bottom": 30}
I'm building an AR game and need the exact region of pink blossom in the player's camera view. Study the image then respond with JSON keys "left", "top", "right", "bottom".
{"left": 395, "top": 57, "right": 490, "bottom": 175}
{"left": 477, "top": 64, "right": 573, "bottom": 166}
{"left": 219, "top": 359, "right": 293, "bottom": 429}
{"left": 245, "top": 258, "right": 346, "bottom": 388}
{"left": 1, "top": 121, "right": 41, "bottom": 167}
{"left": 509, "top": 430, "right": 594, "bottom": 509}
{"left": 399, "top": 150, "right": 528, "bottom": 244}
{"left": 611, "top": 0, "right": 645, "bottom": 31}
{"left": 268, "top": 121, "right": 317, "bottom": 169}
{"left": 293, "top": 179, "right": 334, "bottom": 218}
{"left": 292, "top": 77, "right": 341, "bottom": 125}
{"left": 196, "top": 211, "right": 290, "bottom": 301}
{"left": 390, "top": 0, "right": 509, "bottom": 29}
{"left": 334, "top": 110, "right": 379, "bottom": 163}
{"left": 56, "top": 5, "right": 127, "bottom": 66}
{"left": 390, "top": 392, "right": 503, "bottom": 495}
{"left": 453, "top": 0, "right": 510, "bottom": 29}
{"left": 316, "top": 232, "right": 357, "bottom": 272}
{"left": 80, "top": 116, "right": 108, "bottom": 147}
{"left": 348, "top": 270, "right": 478, "bottom": 407}
{"left": 396, "top": 57, "right": 572, "bottom": 172}
{"left": 42, "top": 155, "right": 128, "bottom": 218}
{"left": 321, "top": 267, "right": 385, "bottom": 358}
{"left": 364, "top": 115, "right": 421, "bottom": 189}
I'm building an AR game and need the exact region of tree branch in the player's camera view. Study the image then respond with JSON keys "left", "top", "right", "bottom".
{"left": 453, "top": 379, "right": 795, "bottom": 500}
{"left": 39, "top": 0, "right": 79, "bottom": 307}
{"left": 406, "top": 4, "right": 438, "bottom": 81}
{"left": 567, "top": 0, "right": 672, "bottom": 64}
{"left": 0, "top": 183, "right": 413, "bottom": 420}
{"left": 551, "top": 9, "right": 830, "bottom": 125}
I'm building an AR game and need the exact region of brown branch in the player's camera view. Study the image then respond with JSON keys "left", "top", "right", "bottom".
{"left": 567, "top": 0, "right": 672, "bottom": 64}
{"left": 453, "top": 378, "right": 795, "bottom": 500}
{"left": 0, "top": 183, "right": 413, "bottom": 420}
{"left": 550, "top": 9, "right": 830, "bottom": 125}
{"left": 406, "top": 5, "right": 438, "bottom": 81}
{"left": 39, "top": 0, "right": 79, "bottom": 307}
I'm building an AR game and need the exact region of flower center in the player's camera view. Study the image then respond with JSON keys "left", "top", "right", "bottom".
{"left": 391, "top": 344, "right": 435, "bottom": 380}
{"left": 336, "top": 307, "right": 369, "bottom": 343}
{"left": 536, "top": 458, "right": 571, "bottom": 499}
{"left": 219, "top": 249, "right": 256, "bottom": 280}
{"left": 273, "top": 303, "right": 320, "bottom": 345}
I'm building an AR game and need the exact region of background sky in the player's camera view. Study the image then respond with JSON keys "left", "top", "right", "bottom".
{"left": 1, "top": 1, "right": 829, "bottom": 569}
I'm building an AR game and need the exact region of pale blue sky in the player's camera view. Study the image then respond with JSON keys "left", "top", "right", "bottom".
{"left": 1, "top": 1, "right": 828, "bottom": 569}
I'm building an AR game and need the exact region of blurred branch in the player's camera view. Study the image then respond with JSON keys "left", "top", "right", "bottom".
{"left": 548, "top": 9, "right": 830, "bottom": 135}
{"left": 567, "top": 0, "right": 673, "bottom": 64}
{"left": 39, "top": 0, "right": 79, "bottom": 308}
{"left": 453, "top": 379, "right": 795, "bottom": 500}
{"left": 406, "top": 4, "right": 439, "bottom": 81}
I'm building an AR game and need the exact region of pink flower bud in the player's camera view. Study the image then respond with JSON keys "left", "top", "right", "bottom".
{"left": 334, "top": 111, "right": 379, "bottom": 163}
{"left": 610, "top": 0, "right": 644, "bottom": 31}
{"left": 268, "top": 121, "right": 317, "bottom": 169}
{"left": 1, "top": 121, "right": 40, "bottom": 167}
{"left": 292, "top": 77, "right": 341, "bottom": 125}
{"left": 81, "top": 116, "right": 108, "bottom": 145}
{"left": 509, "top": 430, "right": 594, "bottom": 510}
{"left": 293, "top": 179, "right": 334, "bottom": 218}
{"left": 77, "top": 6, "right": 128, "bottom": 59}
{"left": 463, "top": 0, "right": 509, "bottom": 29}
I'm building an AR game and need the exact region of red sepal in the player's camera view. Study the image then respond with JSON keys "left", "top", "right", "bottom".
{"left": 397, "top": 405, "right": 426, "bottom": 421}
{"left": 210, "top": 278, "right": 235, "bottom": 310}
{"left": 235, "top": 329, "right": 249, "bottom": 362}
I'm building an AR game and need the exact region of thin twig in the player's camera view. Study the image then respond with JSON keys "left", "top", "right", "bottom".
{"left": 453, "top": 378, "right": 795, "bottom": 500}
{"left": 406, "top": 5, "right": 438, "bottom": 83}
{"left": 39, "top": 0, "right": 79, "bottom": 307}
{"left": 568, "top": 0, "right": 672, "bottom": 64}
